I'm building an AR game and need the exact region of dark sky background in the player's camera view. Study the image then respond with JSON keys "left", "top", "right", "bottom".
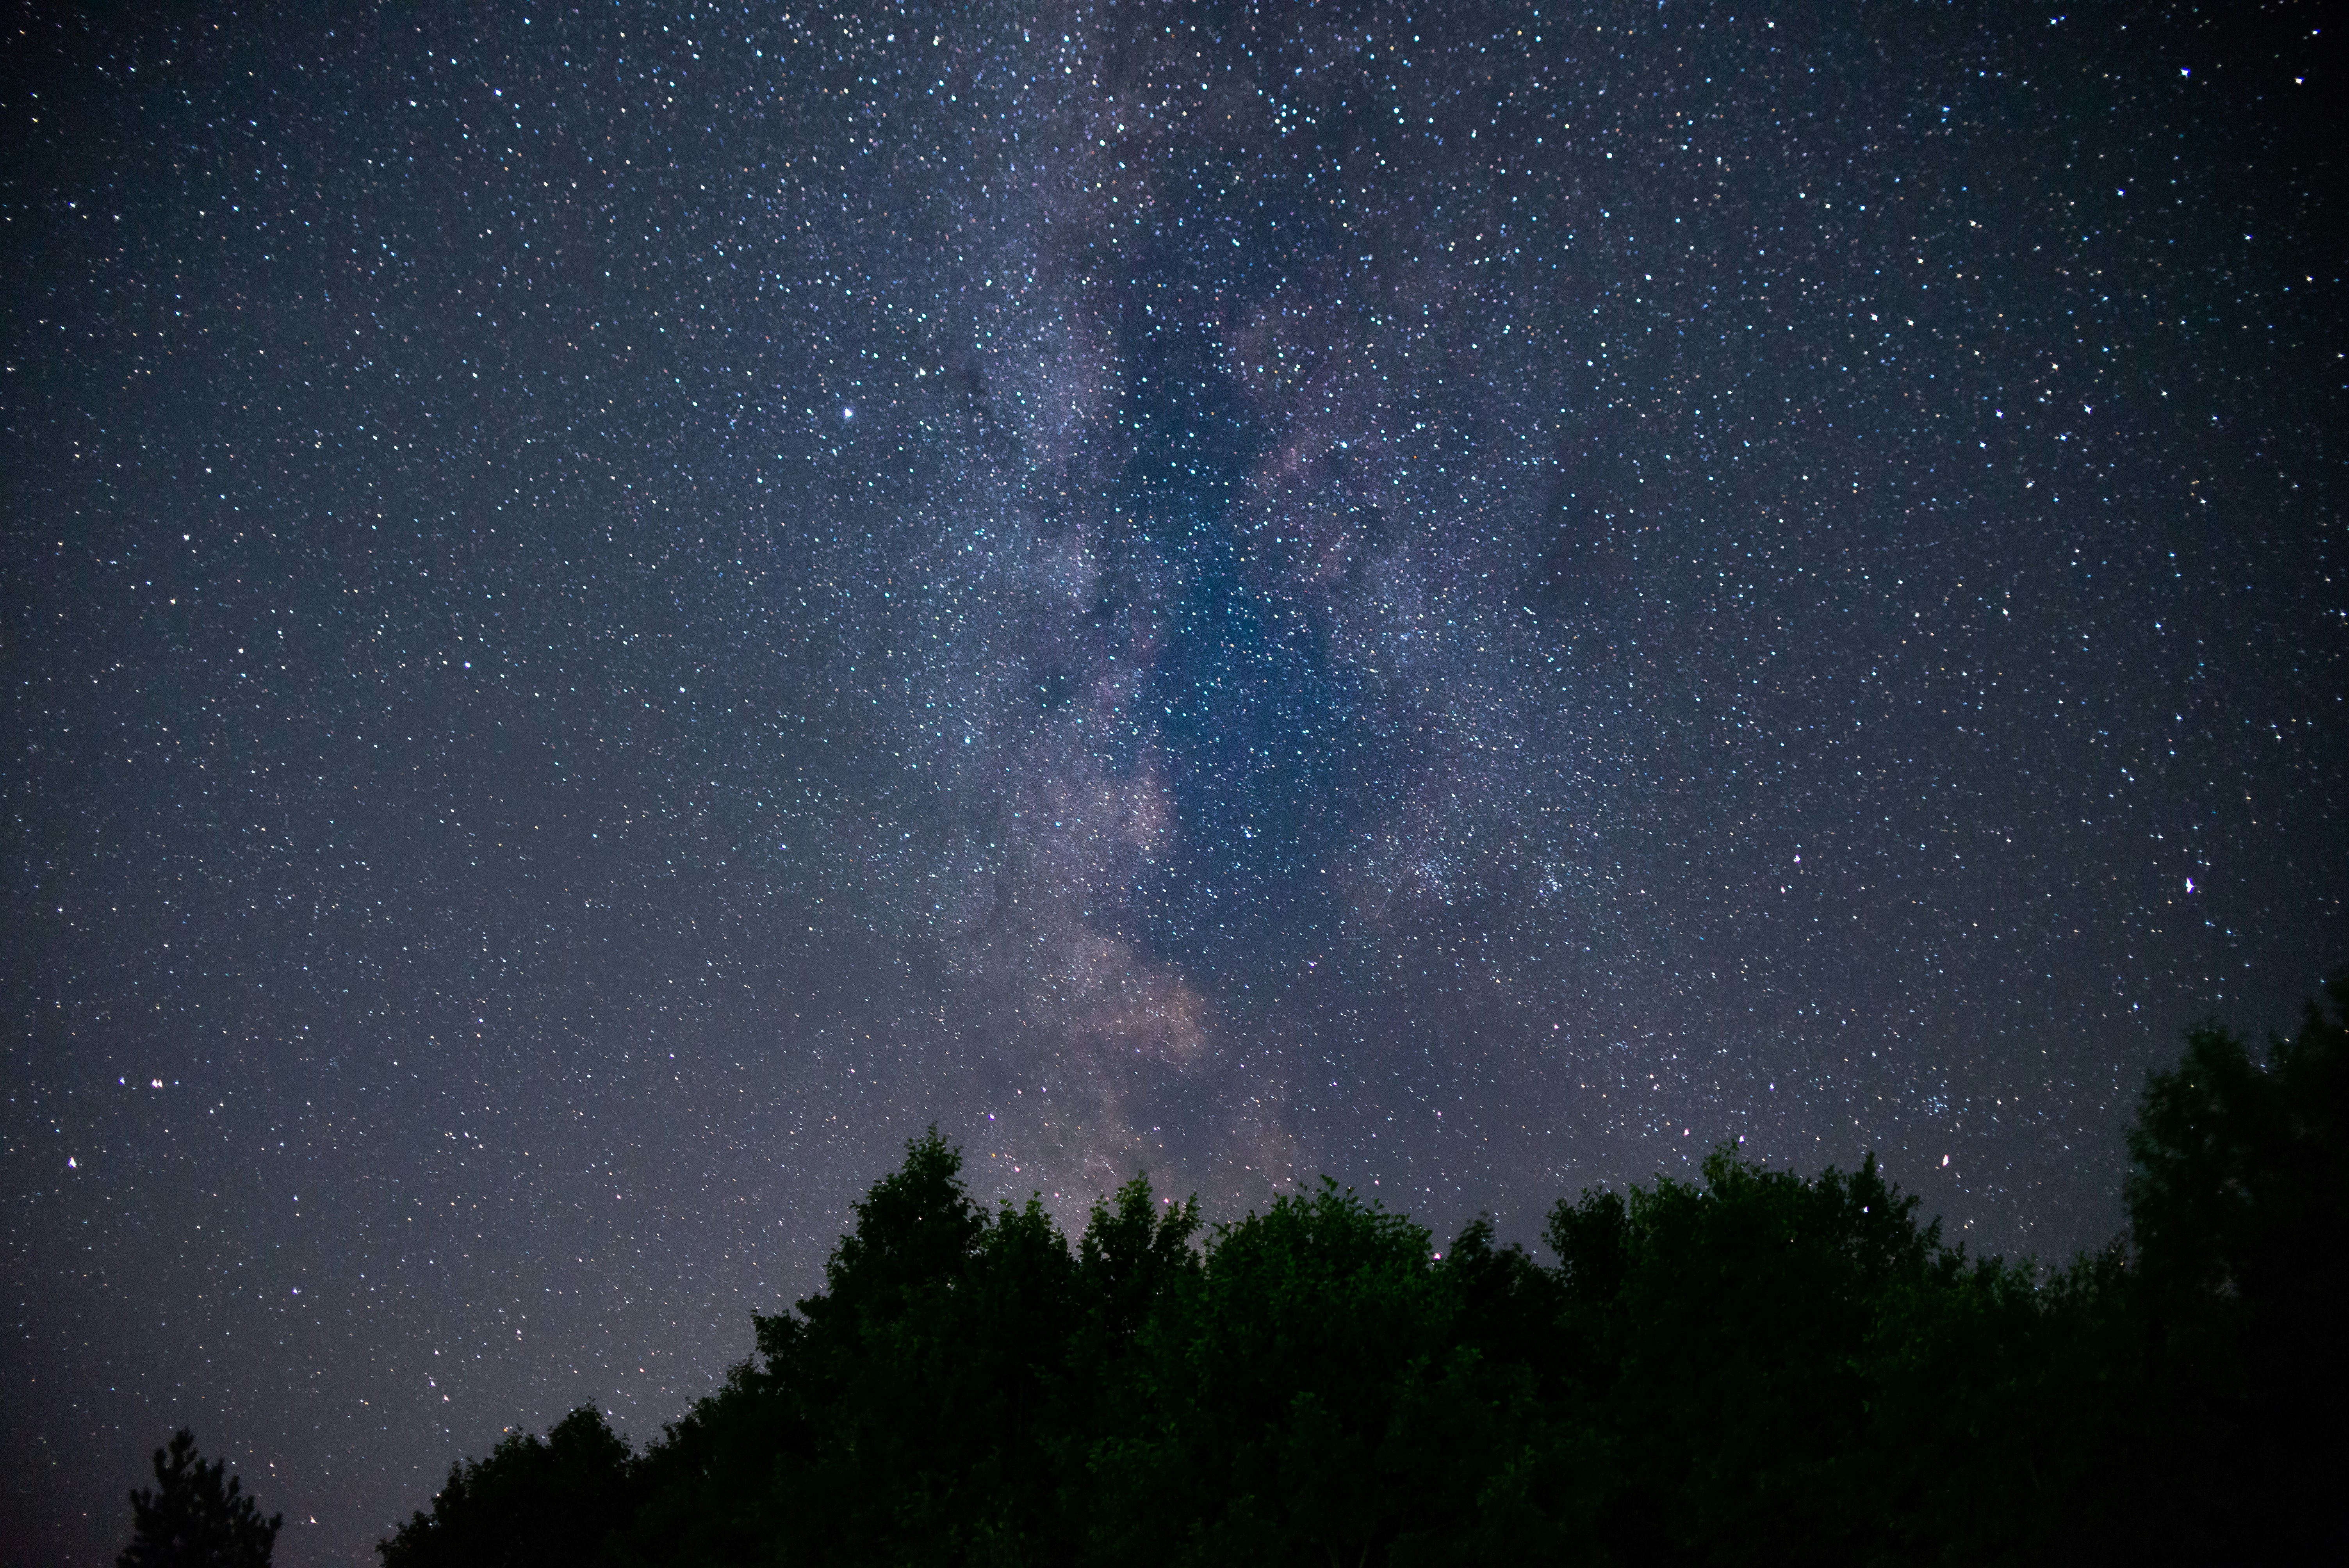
{"left": 3, "top": 1, "right": 2339, "bottom": 1561}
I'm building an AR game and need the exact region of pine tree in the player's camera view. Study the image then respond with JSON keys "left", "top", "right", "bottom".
{"left": 119, "top": 1430, "right": 282, "bottom": 1568}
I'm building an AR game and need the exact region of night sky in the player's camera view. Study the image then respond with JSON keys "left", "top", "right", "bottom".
{"left": 3, "top": 2, "right": 2340, "bottom": 1561}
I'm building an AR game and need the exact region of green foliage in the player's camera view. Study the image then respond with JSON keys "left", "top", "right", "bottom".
{"left": 378, "top": 1406, "right": 633, "bottom": 1568}
{"left": 378, "top": 984, "right": 2349, "bottom": 1566}
{"left": 1597, "top": 1155, "right": 1889, "bottom": 1557}
{"left": 2126, "top": 975, "right": 2349, "bottom": 1335}
{"left": 2116, "top": 972, "right": 2349, "bottom": 1557}
{"left": 1077, "top": 1173, "right": 1202, "bottom": 1342}
{"left": 120, "top": 1430, "right": 282, "bottom": 1568}
{"left": 1118, "top": 1181, "right": 1462, "bottom": 1567}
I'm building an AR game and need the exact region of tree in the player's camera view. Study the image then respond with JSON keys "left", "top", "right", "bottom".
{"left": 378, "top": 1406, "right": 634, "bottom": 1568}
{"left": 2120, "top": 972, "right": 2349, "bottom": 1558}
{"left": 759, "top": 1127, "right": 1069, "bottom": 1564}
{"left": 119, "top": 1429, "right": 282, "bottom": 1568}
{"left": 1100, "top": 1178, "right": 1482, "bottom": 1568}
{"left": 2126, "top": 972, "right": 2349, "bottom": 1337}
{"left": 386, "top": 988, "right": 2349, "bottom": 1568}
{"left": 1077, "top": 1172, "right": 1203, "bottom": 1343}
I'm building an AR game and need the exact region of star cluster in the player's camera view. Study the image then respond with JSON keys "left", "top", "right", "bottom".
{"left": 3, "top": 3, "right": 2339, "bottom": 1562}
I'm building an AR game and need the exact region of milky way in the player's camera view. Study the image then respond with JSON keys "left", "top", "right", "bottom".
{"left": 4, "top": 3, "right": 2338, "bottom": 1562}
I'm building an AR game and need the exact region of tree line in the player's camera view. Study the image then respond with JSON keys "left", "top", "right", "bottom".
{"left": 125, "top": 982, "right": 2345, "bottom": 1564}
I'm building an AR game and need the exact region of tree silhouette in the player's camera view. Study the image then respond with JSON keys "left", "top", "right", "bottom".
{"left": 378, "top": 981, "right": 2349, "bottom": 1567}
{"left": 2121, "top": 970, "right": 2349, "bottom": 1557}
{"left": 2127, "top": 971, "right": 2348, "bottom": 1337}
{"left": 119, "top": 1429, "right": 282, "bottom": 1568}
{"left": 378, "top": 1406, "right": 633, "bottom": 1568}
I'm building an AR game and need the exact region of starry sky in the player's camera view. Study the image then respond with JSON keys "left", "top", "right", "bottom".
{"left": 2, "top": 1, "right": 2340, "bottom": 1561}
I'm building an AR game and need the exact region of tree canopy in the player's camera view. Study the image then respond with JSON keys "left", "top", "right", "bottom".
{"left": 119, "top": 1430, "right": 282, "bottom": 1568}
{"left": 374, "top": 976, "right": 2347, "bottom": 1566}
